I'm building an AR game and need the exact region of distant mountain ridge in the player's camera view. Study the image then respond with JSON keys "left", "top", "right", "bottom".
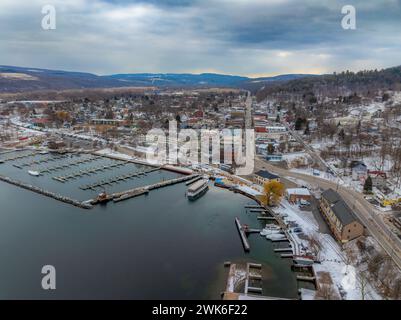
{"left": 0, "top": 65, "right": 314, "bottom": 93}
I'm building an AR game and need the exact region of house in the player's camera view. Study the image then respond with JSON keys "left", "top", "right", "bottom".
{"left": 319, "top": 189, "right": 364, "bottom": 243}
{"left": 253, "top": 170, "right": 280, "bottom": 186}
{"left": 367, "top": 170, "right": 387, "bottom": 188}
{"left": 286, "top": 188, "right": 312, "bottom": 203}
{"left": 351, "top": 161, "right": 368, "bottom": 181}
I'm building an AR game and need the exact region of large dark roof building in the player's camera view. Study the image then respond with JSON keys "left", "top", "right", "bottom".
{"left": 319, "top": 189, "right": 364, "bottom": 243}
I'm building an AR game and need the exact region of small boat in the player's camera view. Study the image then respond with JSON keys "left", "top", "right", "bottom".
{"left": 260, "top": 226, "right": 282, "bottom": 236}
{"left": 28, "top": 170, "right": 40, "bottom": 176}
{"left": 96, "top": 192, "right": 110, "bottom": 204}
{"left": 261, "top": 229, "right": 283, "bottom": 236}
{"left": 266, "top": 233, "right": 286, "bottom": 241}
{"left": 293, "top": 255, "right": 315, "bottom": 266}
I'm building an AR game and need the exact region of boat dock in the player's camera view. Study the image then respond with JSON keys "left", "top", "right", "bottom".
{"left": 79, "top": 167, "right": 161, "bottom": 190}
{"left": 1, "top": 151, "right": 39, "bottom": 163}
{"left": 88, "top": 174, "right": 199, "bottom": 204}
{"left": 244, "top": 263, "right": 263, "bottom": 295}
{"left": 257, "top": 216, "right": 277, "bottom": 221}
{"left": 274, "top": 247, "right": 293, "bottom": 253}
{"left": 40, "top": 155, "right": 102, "bottom": 173}
{"left": 17, "top": 155, "right": 67, "bottom": 168}
{"left": 244, "top": 204, "right": 265, "bottom": 209}
{"left": 185, "top": 175, "right": 202, "bottom": 186}
{"left": 0, "top": 174, "right": 92, "bottom": 209}
{"left": 54, "top": 161, "right": 128, "bottom": 182}
{"left": 235, "top": 217, "right": 250, "bottom": 252}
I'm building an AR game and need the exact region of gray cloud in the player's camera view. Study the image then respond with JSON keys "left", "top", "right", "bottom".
{"left": 0, "top": 0, "right": 400, "bottom": 76}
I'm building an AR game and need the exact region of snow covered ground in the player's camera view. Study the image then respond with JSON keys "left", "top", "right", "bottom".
{"left": 275, "top": 200, "right": 381, "bottom": 300}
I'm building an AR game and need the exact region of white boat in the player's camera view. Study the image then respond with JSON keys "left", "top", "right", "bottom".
{"left": 261, "top": 229, "right": 283, "bottom": 236}
{"left": 260, "top": 227, "right": 282, "bottom": 236}
{"left": 28, "top": 170, "right": 40, "bottom": 176}
{"left": 266, "top": 233, "right": 286, "bottom": 241}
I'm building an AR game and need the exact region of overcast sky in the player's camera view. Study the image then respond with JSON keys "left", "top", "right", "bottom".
{"left": 0, "top": 0, "right": 400, "bottom": 77}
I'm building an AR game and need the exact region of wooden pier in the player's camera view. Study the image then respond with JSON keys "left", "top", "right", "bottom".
{"left": 235, "top": 217, "right": 250, "bottom": 252}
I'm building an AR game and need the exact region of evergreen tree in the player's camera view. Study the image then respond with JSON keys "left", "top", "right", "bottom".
{"left": 364, "top": 176, "right": 373, "bottom": 193}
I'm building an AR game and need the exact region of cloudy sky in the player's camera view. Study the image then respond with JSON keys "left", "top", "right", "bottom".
{"left": 0, "top": 0, "right": 400, "bottom": 77}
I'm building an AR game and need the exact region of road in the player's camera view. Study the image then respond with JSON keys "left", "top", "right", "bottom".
{"left": 245, "top": 91, "right": 253, "bottom": 130}
{"left": 255, "top": 156, "right": 401, "bottom": 269}
{"left": 283, "top": 122, "right": 331, "bottom": 172}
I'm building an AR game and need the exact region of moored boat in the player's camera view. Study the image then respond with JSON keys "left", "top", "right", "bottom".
{"left": 28, "top": 170, "right": 40, "bottom": 176}
{"left": 187, "top": 179, "right": 209, "bottom": 201}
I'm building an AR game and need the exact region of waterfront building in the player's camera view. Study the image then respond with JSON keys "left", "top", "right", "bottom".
{"left": 253, "top": 170, "right": 280, "bottom": 186}
{"left": 319, "top": 189, "right": 364, "bottom": 243}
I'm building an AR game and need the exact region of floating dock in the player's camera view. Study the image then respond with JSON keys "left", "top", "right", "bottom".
{"left": 0, "top": 151, "right": 39, "bottom": 163}
{"left": 79, "top": 167, "right": 161, "bottom": 190}
{"left": 235, "top": 217, "right": 250, "bottom": 252}
{"left": 54, "top": 161, "right": 128, "bottom": 182}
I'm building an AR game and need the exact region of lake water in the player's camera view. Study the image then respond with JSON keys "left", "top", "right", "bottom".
{"left": 0, "top": 150, "right": 298, "bottom": 299}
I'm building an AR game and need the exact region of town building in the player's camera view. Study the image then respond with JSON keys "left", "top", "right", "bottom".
{"left": 351, "top": 161, "right": 368, "bottom": 181}
{"left": 319, "top": 189, "right": 364, "bottom": 243}
{"left": 253, "top": 170, "right": 280, "bottom": 186}
{"left": 368, "top": 170, "right": 387, "bottom": 188}
{"left": 286, "top": 188, "right": 312, "bottom": 203}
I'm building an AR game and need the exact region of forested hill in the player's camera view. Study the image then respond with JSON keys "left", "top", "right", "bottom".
{"left": 256, "top": 66, "right": 401, "bottom": 101}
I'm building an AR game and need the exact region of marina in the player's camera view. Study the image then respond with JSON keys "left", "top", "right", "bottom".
{"left": 0, "top": 149, "right": 300, "bottom": 299}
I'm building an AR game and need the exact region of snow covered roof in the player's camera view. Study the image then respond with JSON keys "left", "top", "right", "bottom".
{"left": 286, "top": 188, "right": 311, "bottom": 196}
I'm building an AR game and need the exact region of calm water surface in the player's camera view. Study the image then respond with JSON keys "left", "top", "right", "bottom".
{"left": 0, "top": 151, "right": 298, "bottom": 299}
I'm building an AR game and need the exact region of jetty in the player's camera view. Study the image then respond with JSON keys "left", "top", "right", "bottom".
{"left": 0, "top": 174, "right": 92, "bottom": 209}
{"left": 88, "top": 174, "right": 199, "bottom": 204}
